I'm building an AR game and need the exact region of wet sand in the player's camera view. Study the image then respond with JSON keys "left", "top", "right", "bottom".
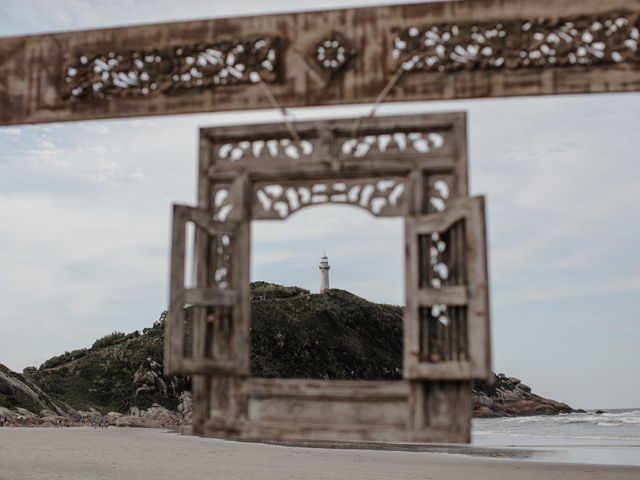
{"left": 0, "top": 427, "right": 638, "bottom": 480}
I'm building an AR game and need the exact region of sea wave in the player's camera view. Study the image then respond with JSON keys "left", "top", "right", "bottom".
{"left": 473, "top": 409, "right": 640, "bottom": 442}
{"left": 473, "top": 430, "right": 639, "bottom": 441}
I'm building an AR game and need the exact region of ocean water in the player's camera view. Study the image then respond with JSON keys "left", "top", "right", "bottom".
{"left": 471, "top": 409, "right": 640, "bottom": 466}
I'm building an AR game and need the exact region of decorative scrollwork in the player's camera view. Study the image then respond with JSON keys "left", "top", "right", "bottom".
{"left": 429, "top": 232, "right": 449, "bottom": 289}
{"left": 339, "top": 132, "right": 445, "bottom": 158}
{"left": 254, "top": 178, "right": 406, "bottom": 219}
{"left": 428, "top": 177, "right": 451, "bottom": 213}
{"left": 212, "top": 233, "right": 232, "bottom": 290}
{"left": 314, "top": 33, "right": 357, "bottom": 78}
{"left": 393, "top": 13, "right": 640, "bottom": 73}
{"left": 63, "top": 36, "right": 280, "bottom": 100}
{"left": 216, "top": 138, "right": 315, "bottom": 162}
{"left": 419, "top": 217, "right": 466, "bottom": 290}
{"left": 212, "top": 185, "right": 233, "bottom": 222}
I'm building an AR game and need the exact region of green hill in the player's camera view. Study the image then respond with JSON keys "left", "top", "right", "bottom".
{"left": 250, "top": 283, "right": 402, "bottom": 380}
{"left": 22, "top": 283, "right": 402, "bottom": 413}
{"left": 5, "top": 282, "right": 572, "bottom": 418}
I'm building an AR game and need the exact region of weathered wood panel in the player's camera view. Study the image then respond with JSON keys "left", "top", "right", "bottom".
{"left": 246, "top": 392, "right": 408, "bottom": 427}
{"left": 199, "top": 379, "right": 470, "bottom": 443}
{"left": 2, "top": 0, "right": 640, "bottom": 125}
{"left": 405, "top": 197, "right": 491, "bottom": 380}
{"left": 164, "top": 204, "right": 248, "bottom": 376}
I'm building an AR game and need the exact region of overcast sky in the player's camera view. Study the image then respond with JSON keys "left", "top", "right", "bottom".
{"left": 0, "top": 0, "right": 638, "bottom": 410}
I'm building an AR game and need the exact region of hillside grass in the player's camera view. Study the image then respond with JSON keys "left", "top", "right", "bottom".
{"left": 23, "top": 283, "right": 404, "bottom": 413}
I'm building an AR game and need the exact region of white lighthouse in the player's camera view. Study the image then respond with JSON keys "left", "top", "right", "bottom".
{"left": 319, "top": 254, "right": 330, "bottom": 293}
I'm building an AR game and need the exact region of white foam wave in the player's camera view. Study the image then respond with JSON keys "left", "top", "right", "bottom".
{"left": 473, "top": 409, "right": 640, "bottom": 442}
{"left": 474, "top": 430, "right": 640, "bottom": 441}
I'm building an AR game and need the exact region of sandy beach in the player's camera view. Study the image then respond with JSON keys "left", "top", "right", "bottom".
{"left": 0, "top": 427, "right": 638, "bottom": 480}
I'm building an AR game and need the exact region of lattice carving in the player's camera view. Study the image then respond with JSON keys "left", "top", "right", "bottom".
{"left": 254, "top": 179, "right": 406, "bottom": 219}
{"left": 63, "top": 37, "right": 280, "bottom": 100}
{"left": 393, "top": 13, "right": 640, "bottom": 72}
{"left": 216, "top": 138, "right": 315, "bottom": 162}
{"left": 339, "top": 132, "right": 445, "bottom": 158}
{"left": 314, "top": 33, "right": 357, "bottom": 77}
{"left": 419, "top": 305, "right": 468, "bottom": 363}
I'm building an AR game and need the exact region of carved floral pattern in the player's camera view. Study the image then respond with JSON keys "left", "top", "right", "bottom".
{"left": 428, "top": 178, "right": 451, "bottom": 213}
{"left": 429, "top": 232, "right": 449, "bottom": 289}
{"left": 419, "top": 215, "right": 465, "bottom": 291}
{"left": 216, "top": 138, "right": 315, "bottom": 162}
{"left": 254, "top": 179, "right": 406, "bottom": 219}
{"left": 314, "top": 33, "right": 356, "bottom": 77}
{"left": 340, "top": 132, "right": 445, "bottom": 158}
{"left": 212, "top": 234, "right": 232, "bottom": 291}
{"left": 63, "top": 37, "right": 280, "bottom": 100}
{"left": 393, "top": 13, "right": 640, "bottom": 72}
{"left": 212, "top": 185, "right": 233, "bottom": 222}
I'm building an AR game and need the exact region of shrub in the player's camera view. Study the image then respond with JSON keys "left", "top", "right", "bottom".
{"left": 92, "top": 332, "right": 127, "bottom": 350}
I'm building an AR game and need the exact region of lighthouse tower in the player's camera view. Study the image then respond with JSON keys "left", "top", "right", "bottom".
{"left": 319, "top": 254, "right": 330, "bottom": 293}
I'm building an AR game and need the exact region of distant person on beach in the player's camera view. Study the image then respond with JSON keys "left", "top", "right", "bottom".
{"left": 98, "top": 417, "right": 109, "bottom": 429}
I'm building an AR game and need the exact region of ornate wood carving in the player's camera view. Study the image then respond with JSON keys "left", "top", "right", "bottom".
{"left": 63, "top": 37, "right": 280, "bottom": 100}
{"left": 253, "top": 178, "right": 407, "bottom": 219}
{"left": 2, "top": 0, "right": 640, "bottom": 125}
{"left": 393, "top": 12, "right": 640, "bottom": 72}
{"left": 166, "top": 112, "right": 491, "bottom": 443}
{"left": 312, "top": 33, "right": 357, "bottom": 79}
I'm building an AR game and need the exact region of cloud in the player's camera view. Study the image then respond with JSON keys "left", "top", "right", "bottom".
{"left": 0, "top": 0, "right": 440, "bottom": 35}
{"left": 0, "top": 0, "right": 639, "bottom": 408}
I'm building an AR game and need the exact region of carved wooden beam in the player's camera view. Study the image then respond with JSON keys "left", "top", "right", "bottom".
{"left": 1, "top": 0, "right": 639, "bottom": 125}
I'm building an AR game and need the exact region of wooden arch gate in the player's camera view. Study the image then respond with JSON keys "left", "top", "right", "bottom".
{"left": 166, "top": 112, "right": 491, "bottom": 442}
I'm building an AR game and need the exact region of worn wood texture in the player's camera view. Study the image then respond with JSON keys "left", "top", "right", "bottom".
{"left": 199, "top": 112, "right": 468, "bottom": 220}
{"left": 165, "top": 204, "right": 247, "bottom": 376}
{"left": 200, "top": 379, "right": 471, "bottom": 443}
{"left": 2, "top": 0, "right": 640, "bottom": 125}
{"left": 405, "top": 197, "right": 491, "bottom": 380}
{"left": 172, "top": 112, "right": 488, "bottom": 443}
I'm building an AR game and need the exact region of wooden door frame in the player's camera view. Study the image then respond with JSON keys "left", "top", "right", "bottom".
{"left": 166, "top": 112, "right": 489, "bottom": 442}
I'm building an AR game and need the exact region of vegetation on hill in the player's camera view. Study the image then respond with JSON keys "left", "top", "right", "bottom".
{"left": 8, "top": 282, "right": 572, "bottom": 417}
{"left": 251, "top": 286, "right": 402, "bottom": 380}
{"left": 24, "top": 317, "right": 187, "bottom": 413}
{"left": 22, "top": 283, "right": 403, "bottom": 413}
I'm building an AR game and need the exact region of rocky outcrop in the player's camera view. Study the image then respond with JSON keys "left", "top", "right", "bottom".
{"left": 0, "top": 364, "right": 70, "bottom": 416}
{"left": 176, "top": 392, "right": 192, "bottom": 424}
{"left": 106, "top": 403, "right": 180, "bottom": 428}
{"left": 473, "top": 373, "right": 574, "bottom": 417}
{"left": 133, "top": 358, "right": 169, "bottom": 397}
